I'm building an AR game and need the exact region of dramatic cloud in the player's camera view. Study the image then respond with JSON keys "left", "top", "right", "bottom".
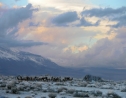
{"left": 70, "top": 28, "right": 126, "bottom": 68}
{"left": 0, "top": 3, "right": 45, "bottom": 47}
{"left": 51, "top": 11, "right": 100, "bottom": 27}
{"left": 0, "top": 4, "right": 35, "bottom": 37}
{"left": 16, "top": 3, "right": 125, "bottom": 68}
{"left": 28, "top": 0, "right": 94, "bottom": 11}
{"left": 1, "top": 0, "right": 125, "bottom": 69}
{"left": 26, "top": 27, "right": 126, "bottom": 68}
{"left": 81, "top": 7, "right": 126, "bottom": 27}
{"left": 52, "top": 11, "right": 78, "bottom": 26}
{"left": 81, "top": 7, "right": 126, "bottom": 17}
{"left": 112, "top": 15, "right": 126, "bottom": 27}
{"left": 77, "top": 17, "right": 100, "bottom": 26}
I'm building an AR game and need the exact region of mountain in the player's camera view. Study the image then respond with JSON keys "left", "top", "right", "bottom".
{"left": 0, "top": 46, "right": 126, "bottom": 80}
{"left": 0, "top": 46, "right": 85, "bottom": 77}
{"left": 0, "top": 46, "right": 63, "bottom": 75}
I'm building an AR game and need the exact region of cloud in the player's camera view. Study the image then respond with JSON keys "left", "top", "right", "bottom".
{"left": 77, "top": 17, "right": 100, "bottom": 26}
{"left": 28, "top": 0, "right": 94, "bottom": 12}
{"left": 7, "top": 1, "right": 125, "bottom": 68}
{"left": 81, "top": 7, "right": 126, "bottom": 17}
{"left": 0, "top": 4, "right": 36, "bottom": 37}
{"left": 15, "top": 3, "right": 125, "bottom": 68}
{"left": 64, "top": 45, "right": 88, "bottom": 53}
{"left": 0, "top": 2, "right": 2, "bottom": 7}
{"left": 51, "top": 11, "right": 100, "bottom": 27}
{"left": 20, "top": 25, "right": 99, "bottom": 66}
{"left": 112, "top": 15, "right": 126, "bottom": 27}
{"left": 73, "top": 28, "right": 126, "bottom": 68}
{"left": 26, "top": 27, "right": 126, "bottom": 68}
{"left": 0, "top": 3, "right": 45, "bottom": 47}
{"left": 29, "top": 22, "right": 40, "bottom": 27}
{"left": 0, "top": 38, "right": 46, "bottom": 47}
{"left": 52, "top": 11, "right": 79, "bottom": 26}
{"left": 81, "top": 7, "right": 126, "bottom": 27}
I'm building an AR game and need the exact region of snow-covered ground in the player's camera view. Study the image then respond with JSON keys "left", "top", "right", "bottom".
{"left": 0, "top": 75, "right": 126, "bottom": 98}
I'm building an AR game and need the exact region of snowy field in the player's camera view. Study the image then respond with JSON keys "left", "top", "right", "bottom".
{"left": 0, "top": 75, "right": 126, "bottom": 98}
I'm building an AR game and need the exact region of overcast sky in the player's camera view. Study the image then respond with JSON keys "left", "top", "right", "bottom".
{"left": 0, "top": 0, "right": 126, "bottom": 68}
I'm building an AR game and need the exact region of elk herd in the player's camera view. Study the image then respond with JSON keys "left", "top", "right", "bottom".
{"left": 16, "top": 75, "right": 73, "bottom": 82}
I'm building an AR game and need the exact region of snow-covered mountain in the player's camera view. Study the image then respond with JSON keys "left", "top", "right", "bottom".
{"left": 1, "top": 46, "right": 126, "bottom": 80}
{"left": 0, "top": 46, "right": 65, "bottom": 75}
{"left": 0, "top": 46, "right": 58, "bottom": 67}
{"left": 0, "top": 47, "right": 87, "bottom": 77}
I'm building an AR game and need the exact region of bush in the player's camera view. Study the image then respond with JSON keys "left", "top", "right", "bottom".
{"left": 11, "top": 87, "right": 19, "bottom": 94}
{"left": 18, "top": 85, "right": 25, "bottom": 91}
{"left": 107, "top": 92, "right": 121, "bottom": 98}
{"left": 58, "top": 87, "right": 67, "bottom": 93}
{"left": 121, "top": 88, "right": 126, "bottom": 92}
{"left": 55, "top": 82, "right": 64, "bottom": 86}
{"left": 67, "top": 89, "right": 75, "bottom": 94}
{"left": 95, "top": 90, "right": 102, "bottom": 96}
{"left": 48, "top": 88, "right": 56, "bottom": 93}
{"left": 78, "top": 82, "right": 87, "bottom": 87}
{"left": 0, "top": 83, "right": 6, "bottom": 87}
{"left": 73, "top": 91, "right": 89, "bottom": 97}
{"left": 48, "top": 93, "right": 57, "bottom": 98}
{"left": 7, "top": 85, "right": 11, "bottom": 90}
{"left": 25, "top": 96, "right": 32, "bottom": 98}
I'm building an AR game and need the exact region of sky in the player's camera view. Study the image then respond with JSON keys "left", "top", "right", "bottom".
{"left": 0, "top": 0, "right": 126, "bottom": 68}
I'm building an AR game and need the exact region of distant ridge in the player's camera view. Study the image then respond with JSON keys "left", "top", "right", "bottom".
{"left": 0, "top": 46, "right": 126, "bottom": 80}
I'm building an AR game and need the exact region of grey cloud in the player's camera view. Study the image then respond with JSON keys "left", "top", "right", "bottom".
{"left": 81, "top": 7, "right": 126, "bottom": 27}
{"left": 76, "top": 30, "right": 126, "bottom": 68}
{"left": 29, "top": 22, "right": 40, "bottom": 27}
{"left": 0, "top": 4, "right": 46, "bottom": 47}
{"left": 81, "top": 7, "right": 126, "bottom": 17}
{"left": 52, "top": 11, "right": 79, "bottom": 26}
{"left": 116, "top": 30, "right": 126, "bottom": 39}
{"left": 0, "top": 38, "right": 46, "bottom": 47}
{"left": 112, "top": 15, "right": 126, "bottom": 27}
{"left": 51, "top": 11, "right": 100, "bottom": 27}
{"left": 40, "top": 29, "right": 126, "bottom": 68}
{"left": 0, "top": 3, "right": 37, "bottom": 37}
{"left": 27, "top": 29, "right": 126, "bottom": 68}
{"left": 77, "top": 18, "right": 92, "bottom": 26}
{"left": 77, "top": 17, "right": 100, "bottom": 26}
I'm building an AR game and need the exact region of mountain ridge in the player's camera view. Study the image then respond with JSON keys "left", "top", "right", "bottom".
{"left": 1, "top": 46, "right": 126, "bottom": 80}
{"left": 0, "top": 46, "right": 63, "bottom": 75}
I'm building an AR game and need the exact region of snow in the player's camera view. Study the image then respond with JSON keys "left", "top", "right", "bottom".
{"left": 0, "top": 50, "right": 19, "bottom": 60}
{"left": 0, "top": 47, "right": 47, "bottom": 66}
{"left": 0, "top": 75, "right": 126, "bottom": 98}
